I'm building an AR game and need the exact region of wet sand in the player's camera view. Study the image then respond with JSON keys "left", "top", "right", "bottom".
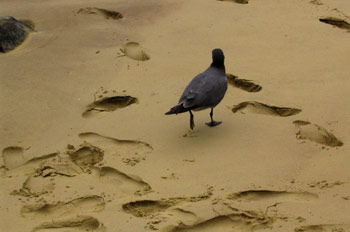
{"left": 1, "top": 0, "right": 349, "bottom": 231}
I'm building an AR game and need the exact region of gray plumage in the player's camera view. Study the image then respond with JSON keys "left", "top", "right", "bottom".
{"left": 165, "top": 48, "right": 228, "bottom": 129}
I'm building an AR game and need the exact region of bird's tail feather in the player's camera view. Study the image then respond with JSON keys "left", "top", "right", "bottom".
{"left": 165, "top": 104, "right": 189, "bottom": 115}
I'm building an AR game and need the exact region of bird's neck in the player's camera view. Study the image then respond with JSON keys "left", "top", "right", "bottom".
{"left": 210, "top": 63, "right": 226, "bottom": 74}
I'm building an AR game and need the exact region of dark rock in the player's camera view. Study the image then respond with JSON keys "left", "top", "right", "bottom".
{"left": 0, "top": 16, "right": 34, "bottom": 53}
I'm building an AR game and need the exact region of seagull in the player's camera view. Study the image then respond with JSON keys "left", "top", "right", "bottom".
{"left": 165, "top": 48, "right": 228, "bottom": 130}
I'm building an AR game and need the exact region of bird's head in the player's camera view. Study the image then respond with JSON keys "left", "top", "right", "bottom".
{"left": 211, "top": 48, "right": 225, "bottom": 67}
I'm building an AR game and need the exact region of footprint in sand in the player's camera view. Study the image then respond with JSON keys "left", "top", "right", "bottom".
{"left": 232, "top": 101, "right": 301, "bottom": 117}
{"left": 77, "top": 7, "right": 123, "bottom": 20}
{"left": 123, "top": 200, "right": 198, "bottom": 223}
{"left": 122, "top": 194, "right": 213, "bottom": 218}
{"left": 226, "top": 74, "right": 262, "bottom": 93}
{"left": 122, "top": 200, "right": 199, "bottom": 230}
{"left": 227, "top": 190, "right": 318, "bottom": 202}
{"left": 79, "top": 132, "right": 152, "bottom": 157}
{"left": 21, "top": 195, "right": 105, "bottom": 219}
{"left": 144, "top": 208, "right": 198, "bottom": 230}
{"left": 295, "top": 224, "right": 350, "bottom": 232}
{"left": 319, "top": 17, "right": 350, "bottom": 30}
{"left": 2, "top": 149, "right": 60, "bottom": 176}
{"left": 2, "top": 146, "right": 26, "bottom": 170}
{"left": 34, "top": 157, "right": 82, "bottom": 178}
{"left": 36, "top": 145, "right": 150, "bottom": 194}
{"left": 122, "top": 188, "right": 215, "bottom": 229}
{"left": 122, "top": 200, "right": 174, "bottom": 217}
{"left": 67, "top": 142, "right": 151, "bottom": 194}
{"left": 93, "top": 166, "right": 151, "bottom": 195}
{"left": 32, "top": 215, "right": 106, "bottom": 232}
{"left": 6, "top": 143, "right": 151, "bottom": 196}
{"left": 11, "top": 176, "right": 55, "bottom": 197}
{"left": 217, "top": 0, "right": 249, "bottom": 4}
{"left": 4, "top": 144, "right": 102, "bottom": 177}
{"left": 14, "top": 156, "right": 150, "bottom": 197}
{"left": 119, "top": 42, "right": 150, "bottom": 61}
{"left": 169, "top": 211, "right": 273, "bottom": 232}
{"left": 82, "top": 95, "right": 138, "bottom": 118}
{"left": 293, "top": 120, "right": 343, "bottom": 147}
{"left": 67, "top": 144, "right": 104, "bottom": 167}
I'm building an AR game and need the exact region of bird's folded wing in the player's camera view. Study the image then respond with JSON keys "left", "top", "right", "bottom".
{"left": 181, "top": 76, "right": 215, "bottom": 108}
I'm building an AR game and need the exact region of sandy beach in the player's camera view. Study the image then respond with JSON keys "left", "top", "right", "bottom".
{"left": 1, "top": 0, "right": 349, "bottom": 231}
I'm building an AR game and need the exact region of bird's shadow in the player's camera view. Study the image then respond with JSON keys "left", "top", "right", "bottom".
{"left": 160, "top": 120, "right": 234, "bottom": 161}
{"left": 179, "top": 123, "right": 232, "bottom": 144}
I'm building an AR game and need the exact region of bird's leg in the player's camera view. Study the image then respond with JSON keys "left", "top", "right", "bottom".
{"left": 206, "top": 108, "right": 222, "bottom": 127}
{"left": 189, "top": 110, "right": 195, "bottom": 130}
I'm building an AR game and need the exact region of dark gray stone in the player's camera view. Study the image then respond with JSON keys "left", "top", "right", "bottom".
{"left": 0, "top": 16, "right": 34, "bottom": 53}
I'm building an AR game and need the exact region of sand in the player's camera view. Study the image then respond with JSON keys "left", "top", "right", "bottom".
{"left": 0, "top": 0, "right": 349, "bottom": 231}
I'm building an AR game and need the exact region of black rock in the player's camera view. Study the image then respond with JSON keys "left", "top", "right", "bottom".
{"left": 0, "top": 16, "right": 34, "bottom": 53}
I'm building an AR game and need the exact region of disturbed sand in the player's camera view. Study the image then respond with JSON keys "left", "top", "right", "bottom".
{"left": 0, "top": 0, "right": 350, "bottom": 231}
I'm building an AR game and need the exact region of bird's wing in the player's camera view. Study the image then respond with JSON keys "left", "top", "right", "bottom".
{"left": 179, "top": 72, "right": 215, "bottom": 109}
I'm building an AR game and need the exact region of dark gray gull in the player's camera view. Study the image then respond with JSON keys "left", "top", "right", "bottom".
{"left": 165, "top": 48, "right": 227, "bottom": 130}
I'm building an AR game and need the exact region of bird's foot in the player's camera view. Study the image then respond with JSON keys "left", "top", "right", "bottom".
{"left": 205, "top": 121, "right": 222, "bottom": 127}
